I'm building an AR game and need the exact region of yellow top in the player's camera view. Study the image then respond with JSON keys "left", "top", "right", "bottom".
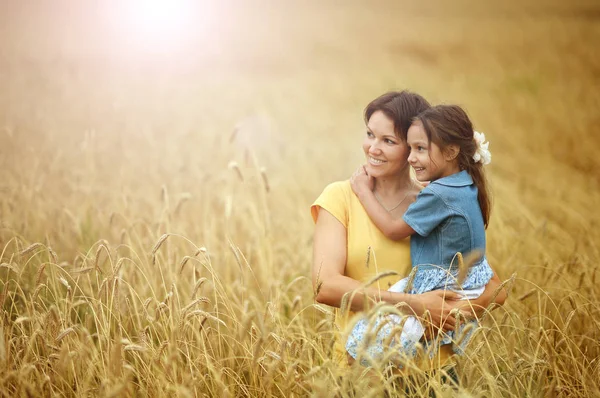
{"left": 311, "top": 180, "right": 453, "bottom": 368}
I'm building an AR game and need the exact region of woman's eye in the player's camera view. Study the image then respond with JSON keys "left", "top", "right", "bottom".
{"left": 417, "top": 146, "right": 425, "bottom": 151}
{"left": 366, "top": 131, "right": 374, "bottom": 137}
{"left": 385, "top": 139, "right": 396, "bottom": 145}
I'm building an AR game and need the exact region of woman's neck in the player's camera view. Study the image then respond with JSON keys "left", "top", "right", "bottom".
{"left": 373, "top": 171, "right": 414, "bottom": 197}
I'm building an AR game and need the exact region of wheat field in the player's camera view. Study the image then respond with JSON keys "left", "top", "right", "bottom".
{"left": 0, "top": 0, "right": 599, "bottom": 396}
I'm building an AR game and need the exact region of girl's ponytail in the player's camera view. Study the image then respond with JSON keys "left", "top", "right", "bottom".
{"left": 464, "top": 161, "right": 491, "bottom": 228}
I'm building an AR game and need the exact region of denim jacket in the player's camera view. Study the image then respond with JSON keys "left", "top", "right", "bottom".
{"left": 402, "top": 170, "right": 491, "bottom": 290}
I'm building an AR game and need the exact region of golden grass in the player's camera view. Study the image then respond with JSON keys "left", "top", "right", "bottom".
{"left": 1, "top": 0, "right": 599, "bottom": 396}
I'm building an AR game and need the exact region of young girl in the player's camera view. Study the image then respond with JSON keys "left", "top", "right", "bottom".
{"left": 346, "top": 104, "right": 494, "bottom": 365}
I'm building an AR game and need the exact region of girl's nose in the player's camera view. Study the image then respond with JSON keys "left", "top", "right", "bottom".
{"left": 407, "top": 151, "right": 416, "bottom": 163}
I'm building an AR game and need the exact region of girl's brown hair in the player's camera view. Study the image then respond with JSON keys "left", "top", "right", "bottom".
{"left": 416, "top": 105, "right": 491, "bottom": 228}
{"left": 364, "top": 91, "right": 431, "bottom": 140}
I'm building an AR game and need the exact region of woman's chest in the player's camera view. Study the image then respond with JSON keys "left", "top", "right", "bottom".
{"left": 345, "top": 205, "right": 411, "bottom": 285}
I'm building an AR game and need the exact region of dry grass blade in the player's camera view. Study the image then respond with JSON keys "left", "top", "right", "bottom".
{"left": 191, "top": 277, "right": 208, "bottom": 298}
{"left": 291, "top": 295, "right": 302, "bottom": 311}
{"left": 179, "top": 256, "right": 192, "bottom": 274}
{"left": 19, "top": 243, "right": 43, "bottom": 256}
{"left": 260, "top": 167, "right": 270, "bottom": 192}
{"left": 455, "top": 249, "right": 483, "bottom": 285}
{"left": 161, "top": 185, "right": 169, "bottom": 209}
{"left": 186, "top": 310, "right": 226, "bottom": 326}
{"left": 155, "top": 341, "right": 169, "bottom": 360}
{"left": 70, "top": 266, "right": 95, "bottom": 274}
{"left": 0, "top": 327, "right": 5, "bottom": 364}
{"left": 181, "top": 297, "right": 210, "bottom": 314}
{"left": 266, "top": 351, "right": 281, "bottom": 361}
{"left": 363, "top": 270, "right": 399, "bottom": 288}
{"left": 314, "top": 280, "right": 323, "bottom": 299}
{"left": 403, "top": 267, "right": 418, "bottom": 294}
{"left": 195, "top": 247, "right": 208, "bottom": 256}
{"left": 58, "top": 276, "right": 71, "bottom": 289}
{"left": 47, "top": 247, "right": 58, "bottom": 263}
{"left": 453, "top": 322, "right": 477, "bottom": 348}
{"left": 55, "top": 328, "right": 76, "bottom": 342}
{"left": 94, "top": 243, "right": 111, "bottom": 273}
{"left": 124, "top": 344, "right": 146, "bottom": 352}
{"left": 35, "top": 263, "right": 47, "bottom": 285}
{"left": 563, "top": 309, "right": 577, "bottom": 331}
{"left": 174, "top": 193, "right": 191, "bottom": 215}
{"left": 151, "top": 234, "right": 170, "bottom": 255}
{"left": 228, "top": 161, "right": 244, "bottom": 181}
{"left": 518, "top": 288, "right": 537, "bottom": 302}
{"left": 312, "top": 304, "right": 333, "bottom": 316}
{"left": 113, "top": 257, "right": 126, "bottom": 276}
{"left": 0, "top": 262, "right": 18, "bottom": 273}
{"left": 32, "top": 284, "right": 46, "bottom": 302}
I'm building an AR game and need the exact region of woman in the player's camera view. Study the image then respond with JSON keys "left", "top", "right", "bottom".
{"left": 311, "top": 91, "right": 506, "bottom": 368}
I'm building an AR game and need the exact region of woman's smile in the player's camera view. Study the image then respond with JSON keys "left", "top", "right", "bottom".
{"left": 368, "top": 156, "right": 387, "bottom": 165}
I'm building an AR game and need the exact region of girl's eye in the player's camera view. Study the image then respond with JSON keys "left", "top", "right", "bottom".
{"left": 385, "top": 139, "right": 396, "bottom": 145}
{"left": 366, "top": 131, "right": 374, "bottom": 137}
{"left": 417, "top": 146, "right": 425, "bottom": 151}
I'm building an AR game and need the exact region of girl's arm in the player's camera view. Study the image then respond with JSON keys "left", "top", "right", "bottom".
{"left": 350, "top": 166, "right": 415, "bottom": 241}
{"left": 312, "top": 208, "right": 461, "bottom": 331}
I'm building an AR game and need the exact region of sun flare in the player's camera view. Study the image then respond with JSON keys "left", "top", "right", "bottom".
{"left": 117, "top": 0, "right": 211, "bottom": 53}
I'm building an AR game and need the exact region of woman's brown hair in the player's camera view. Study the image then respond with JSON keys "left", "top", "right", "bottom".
{"left": 416, "top": 105, "right": 491, "bottom": 228}
{"left": 364, "top": 91, "right": 431, "bottom": 140}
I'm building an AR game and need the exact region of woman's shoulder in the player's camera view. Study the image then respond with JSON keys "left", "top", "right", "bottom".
{"left": 311, "top": 180, "right": 353, "bottom": 224}
{"left": 320, "top": 180, "right": 352, "bottom": 197}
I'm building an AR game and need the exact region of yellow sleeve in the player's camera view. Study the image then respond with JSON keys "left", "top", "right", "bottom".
{"left": 310, "top": 181, "right": 349, "bottom": 228}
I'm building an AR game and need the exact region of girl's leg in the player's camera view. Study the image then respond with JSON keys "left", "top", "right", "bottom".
{"left": 394, "top": 315, "right": 425, "bottom": 357}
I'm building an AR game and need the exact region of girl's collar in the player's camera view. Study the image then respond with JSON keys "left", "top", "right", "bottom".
{"left": 430, "top": 170, "right": 473, "bottom": 187}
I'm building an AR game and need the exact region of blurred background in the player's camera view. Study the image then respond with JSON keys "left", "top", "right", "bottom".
{"left": 0, "top": 0, "right": 600, "bottom": 248}
{"left": 1, "top": 0, "right": 598, "bottom": 263}
{"left": 0, "top": 0, "right": 599, "bottom": 395}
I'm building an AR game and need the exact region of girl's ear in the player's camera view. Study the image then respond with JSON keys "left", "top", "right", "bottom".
{"left": 444, "top": 145, "right": 460, "bottom": 161}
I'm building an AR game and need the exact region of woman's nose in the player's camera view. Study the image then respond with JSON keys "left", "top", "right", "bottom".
{"left": 368, "top": 141, "right": 382, "bottom": 154}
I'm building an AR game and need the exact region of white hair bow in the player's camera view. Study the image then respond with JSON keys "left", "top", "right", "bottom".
{"left": 473, "top": 131, "right": 491, "bottom": 165}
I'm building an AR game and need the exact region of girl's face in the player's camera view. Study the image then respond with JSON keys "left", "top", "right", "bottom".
{"left": 362, "top": 111, "right": 410, "bottom": 179}
{"left": 407, "top": 120, "right": 460, "bottom": 182}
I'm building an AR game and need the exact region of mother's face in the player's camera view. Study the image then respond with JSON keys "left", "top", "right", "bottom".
{"left": 362, "top": 110, "right": 410, "bottom": 179}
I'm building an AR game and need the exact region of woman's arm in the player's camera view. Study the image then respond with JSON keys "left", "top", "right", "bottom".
{"left": 312, "top": 208, "right": 460, "bottom": 330}
{"left": 446, "top": 273, "right": 507, "bottom": 317}
{"left": 350, "top": 167, "right": 415, "bottom": 241}
{"left": 468, "top": 272, "right": 507, "bottom": 312}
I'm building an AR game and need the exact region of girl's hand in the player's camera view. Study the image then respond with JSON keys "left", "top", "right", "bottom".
{"left": 350, "top": 165, "right": 374, "bottom": 196}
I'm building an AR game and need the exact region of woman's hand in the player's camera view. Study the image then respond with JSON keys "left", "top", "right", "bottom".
{"left": 350, "top": 165, "right": 374, "bottom": 197}
{"left": 407, "top": 290, "right": 462, "bottom": 332}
